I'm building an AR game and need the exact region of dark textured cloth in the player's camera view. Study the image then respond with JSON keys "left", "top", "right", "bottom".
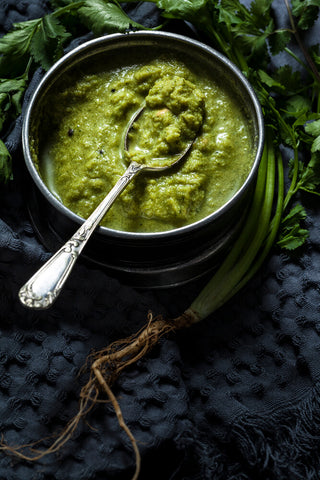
{"left": 1, "top": 2, "right": 320, "bottom": 480}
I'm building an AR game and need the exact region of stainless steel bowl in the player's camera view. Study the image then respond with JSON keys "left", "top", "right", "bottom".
{"left": 22, "top": 31, "right": 264, "bottom": 288}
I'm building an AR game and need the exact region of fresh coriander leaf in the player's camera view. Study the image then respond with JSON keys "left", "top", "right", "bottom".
{"left": 292, "top": 112, "right": 319, "bottom": 132}
{"left": 257, "top": 69, "right": 286, "bottom": 93}
{"left": 237, "top": 21, "right": 273, "bottom": 57}
{"left": 42, "top": 14, "right": 71, "bottom": 42}
{"left": 268, "top": 29, "right": 291, "bottom": 55}
{"left": 249, "top": 0, "right": 273, "bottom": 24}
{"left": 285, "top": 95, "right": 312, "bottom": 115}
{"left": 220, "top": 0, "right": 272, "bottom": 30}
{"left": 156, "top": 0, "right": 214, "bottom": 31}
{"left": 0, "top": 94, "right": 9, "bottom": 131}
{"left": 218, "top": 0, "right": 250, "bottom": 28}
{"left": 0, "top": 78, "right": 27, "bottom": 95}
{"left": 295, "top": 153, "right": 320, "bottom": 194}
{"left": 0, "top": 140, "right": 12, "bottom": 183}
{"left": 0, "top": 76, "right": 27, "bottom": 129}
{"left": 291, "top": 0, "right": 320, "bottom": 30}
{"left": 310, "top": 44, "right": 320, "bottom": 67}
{"left": 0, "top": 19, "right": 39, "bottom": 57}
{"left": 305, "top": 119, "right": 320, "bottom": 154}
{"left": 218, "top": 6, "right": 243, "bottom": 28}
{"left": 79, "top": 0, "right": 145, "bottom": 35}
{"left": 30, "top": 15, "right": 71, "bottom": 70}
{"left": 157, "top": 0, "right": 210, "bottom": 19}
{"left": 277, "top": 225, "right": 309, "bottom": 249}
{"left": 0, "top": 19, "right": 40, "bottom": 76}
{"left": 305, "top": 118, "right": 320, "bottom": 137}
{"left": 11, "top": 89, "right": 25, "bottom": 116}
{"left": 273, "top": 65, "right": 302, "bottom": 93}
{"left": 311, "top": 136, "right": 320, "bottom": 153}
{"left": 277, "top": 204, "right": 309, "bottom": 250}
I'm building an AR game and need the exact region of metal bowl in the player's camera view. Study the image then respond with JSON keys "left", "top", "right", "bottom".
{"left": 22, "top": 31, "right": 264, "bottom": 288}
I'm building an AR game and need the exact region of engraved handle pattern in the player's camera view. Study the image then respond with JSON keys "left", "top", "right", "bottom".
{"left": 19, "top": 162, "right": 143, "bottom": 309}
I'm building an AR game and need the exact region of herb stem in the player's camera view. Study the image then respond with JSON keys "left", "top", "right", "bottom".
{"left": 206, "top": 25, "right": 239, "bottom": 66}
{"left": 283, "top": 0, "right": 320, "bottom": 85}
{"left": 283, "top": 144, "right": 299, "bottom": 210}
{"left": 284, "top": 47, "right": 314, "bottom": 78}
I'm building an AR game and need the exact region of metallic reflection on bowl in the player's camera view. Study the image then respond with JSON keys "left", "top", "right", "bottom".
{"left": 22, "top": 31, "right": 264, "bottom": 288}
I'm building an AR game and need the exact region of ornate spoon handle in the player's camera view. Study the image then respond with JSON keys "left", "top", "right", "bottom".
{"left": 19, "top": 161, "right": 143, "bottom": 309}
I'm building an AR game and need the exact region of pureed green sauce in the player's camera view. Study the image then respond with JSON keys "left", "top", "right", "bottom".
{"left": 32, "top": 49, "right": 255, "bottom": 233}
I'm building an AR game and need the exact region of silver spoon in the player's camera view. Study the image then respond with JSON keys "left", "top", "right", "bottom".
{"left": 19, "top": 105, "right": 197, "bottom": 309}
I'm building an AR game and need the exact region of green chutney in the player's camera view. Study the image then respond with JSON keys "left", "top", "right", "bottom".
{"left": 33, "top": 52, "right": 255, "bottom": 233}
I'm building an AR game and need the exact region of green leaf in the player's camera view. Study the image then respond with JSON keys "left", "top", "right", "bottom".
{"left": 156, "top": 0, "right": 214, "bottom": 32}
{"left": 79, "top": 0, "right": 145, "bottom": 35}
{"left": 311, "top": 136, "right": 320, "bottom": 153}
{"left": 249, "top": 0, "right": 273, "bottom": 27}
{"left": 0, "top": 77, "right": 27, "bottom": 95}
{"left": 310, "top": 44, "right": 320, "bottom": 67}
{"left": 0, "top": 75, "right": 27, "bottom": 129}
{"left": 0, "top": 140, "right": 13, "bottom": 183}
{"left": 0, "top": 19, "right": 40, "bottom": 76}
{"left": 218, "top": 7, "right": 243, "bottom": 28}
{"left": 285, "top": 95, "right": 312, "bottom": 115}
{"left": 237, "top": 20, "right": 273, "bottom": 58}
{"left": 305, "top": 119, "right": 320, "bottom": 153}
{"left": 268, "top": 29, "right": 291, "bottom": 55}
{"left": 277, "top": 204, "right": 309, "bottom": 250}
{"left": 273, "top": 65, "right": 302, "bottom": 93}
{"left": 0, "top": 19, "right": 39, "bottom": 57}
{"left": 296, "top": 152, "right": 320, "bottom": 194}
{"left": 305, "top": 118, "right": 320, "bottom": 137}
{"left": 257, "top": 69, "right": 286, "bottom": 93}
{"left": 291, "top": 0, "right": 320, "bottom": 30}
{"left": 157, "top": 0, "right": 210, "bottom": 19}
{"left": 30, "top": 15, "right": 71, "bottom": 70}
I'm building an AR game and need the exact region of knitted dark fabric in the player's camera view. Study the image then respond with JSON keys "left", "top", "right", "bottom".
{"left": 1, "top": 2, "right": 320, "bottom": 480}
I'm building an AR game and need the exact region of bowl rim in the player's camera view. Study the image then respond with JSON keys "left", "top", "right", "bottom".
{"left": 22, "top": 30, "right": 265, "bottom": 240}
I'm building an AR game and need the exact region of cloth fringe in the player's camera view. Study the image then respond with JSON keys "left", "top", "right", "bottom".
{"left": 227, "top": 383, "right": 320, "bottom": 480}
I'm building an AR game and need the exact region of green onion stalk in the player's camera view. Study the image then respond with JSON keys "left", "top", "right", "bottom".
{"left": 185, "top": 128, "right": 282, "bottom": 321}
